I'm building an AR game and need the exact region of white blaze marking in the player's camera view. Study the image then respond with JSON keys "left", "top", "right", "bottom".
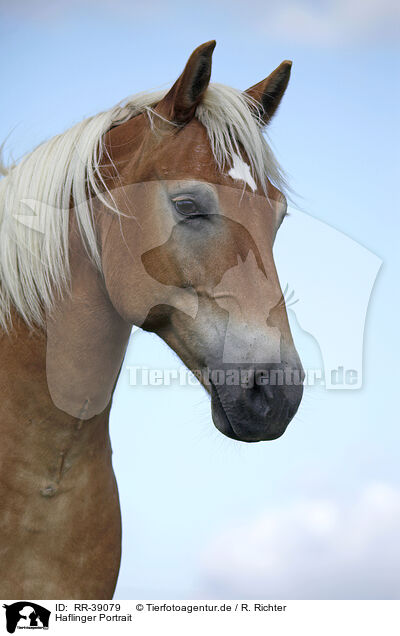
{"left": 228, "top": 154, "right": 257, "bottom": 191}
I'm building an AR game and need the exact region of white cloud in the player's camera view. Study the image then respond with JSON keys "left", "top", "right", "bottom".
{"left": 201, "top": 483, "right": 400, "bottom": 599}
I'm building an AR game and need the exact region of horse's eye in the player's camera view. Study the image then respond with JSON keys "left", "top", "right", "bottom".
{"left": 174, "top": 199, "right": 198, "bottom": 216}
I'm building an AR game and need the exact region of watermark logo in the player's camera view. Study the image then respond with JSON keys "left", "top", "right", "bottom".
{"left": 2, "top": 603, "right": 50, "bottom": 633}
{"left": 12, "top": 185, "right": 381, "bottom": 392}
{"left": 127, "top": 365, "right": 359, "bottom": 388}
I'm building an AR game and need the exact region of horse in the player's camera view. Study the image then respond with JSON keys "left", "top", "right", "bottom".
{"left": 0, "top": 41, "right": 304, "bottom": 599}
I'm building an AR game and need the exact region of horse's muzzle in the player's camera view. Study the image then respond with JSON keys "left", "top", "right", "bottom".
{"left": 209, "top": 365, "right": 304, "bottom": 442}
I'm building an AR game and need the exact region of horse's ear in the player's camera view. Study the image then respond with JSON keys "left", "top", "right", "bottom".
{"left": 156, "top": 40, "right": 216, "bottom": 124}
{"left": 244, "top": 61, "right": 292, "bottom": 125}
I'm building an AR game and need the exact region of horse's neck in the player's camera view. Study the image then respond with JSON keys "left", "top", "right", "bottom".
{"left": 45, "top": 215, "right": 132, "bottom": 420}
{"left": 0, "top": 217, "right": 130, "bottom": 493}
{"left": 0, "top": 315, "right": 52, "bottom": 424}
{"left": 0, "top": 313, "right": 122, "bottom": 600}
{"left": 1, "top": 211, "right": 131, "bottom": 425}
{"left": 0, "top": 315, "right": 111, "bottom": 478}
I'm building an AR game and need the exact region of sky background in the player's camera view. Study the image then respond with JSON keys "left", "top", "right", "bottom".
{"left": 0, "top": 0, "right": 399, "bottom": 599}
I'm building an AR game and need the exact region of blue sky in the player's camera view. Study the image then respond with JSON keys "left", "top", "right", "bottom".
{"left": 1, "top": 0, "right": 399, "bottom": 599}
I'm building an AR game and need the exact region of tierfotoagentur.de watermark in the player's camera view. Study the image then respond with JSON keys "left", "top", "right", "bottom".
{"left": 127, "top": 365, "right": 359, "bottom": 389}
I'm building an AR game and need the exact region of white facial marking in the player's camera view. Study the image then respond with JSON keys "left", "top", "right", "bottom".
{"left": 228, "top": 154, "right": 257, "bottom": 192}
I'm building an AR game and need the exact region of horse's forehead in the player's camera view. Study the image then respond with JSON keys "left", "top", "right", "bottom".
{"left": 147, "top": 120, "right": 224, "bottom": 183}
{"left": 119, "top": 118, "right": 247, "bottom": 189}
{"left": 109, "top": 117, "right": 278, "bottom": 199}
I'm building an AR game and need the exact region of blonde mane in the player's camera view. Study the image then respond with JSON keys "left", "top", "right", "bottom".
{"left": 0, "top": 83, "right": 288, "bottom": 329}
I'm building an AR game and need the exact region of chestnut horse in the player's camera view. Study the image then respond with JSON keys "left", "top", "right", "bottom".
{"left": 0, "top": 41, "right": 303, "bottom": 599}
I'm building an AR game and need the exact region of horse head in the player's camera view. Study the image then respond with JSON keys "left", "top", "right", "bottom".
{"left": 94, "top": 42, "right": 304, "bottom": 441}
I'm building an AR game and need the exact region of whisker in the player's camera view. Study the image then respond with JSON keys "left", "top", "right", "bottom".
{"left": 278, "top": 283, "right": 300, "bottom": 310}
